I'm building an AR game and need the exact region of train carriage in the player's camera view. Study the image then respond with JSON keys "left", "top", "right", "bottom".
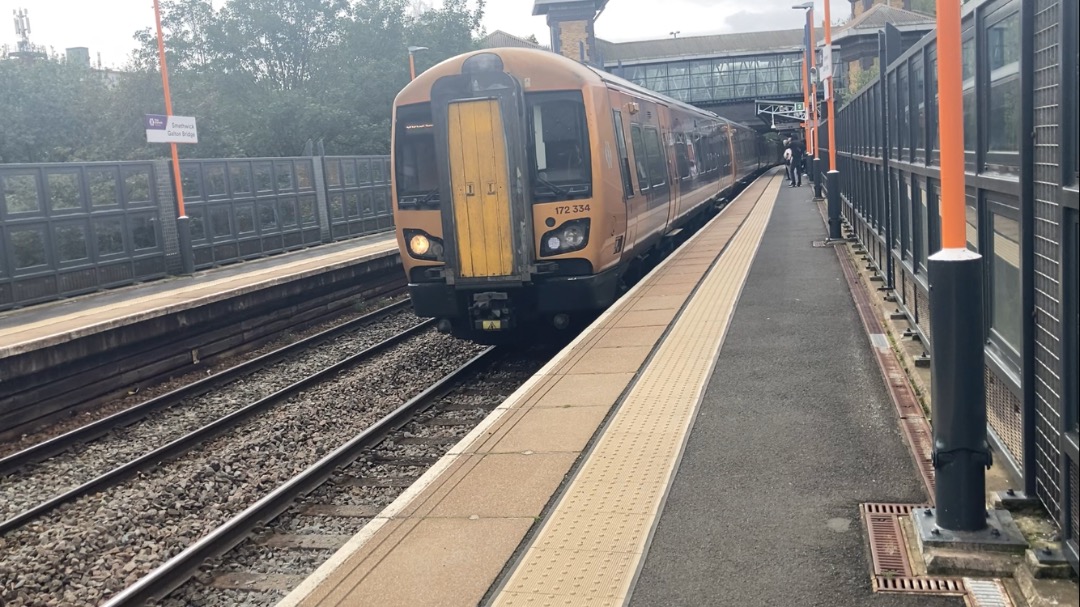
{"left": 392, "top": 47, "right": 773, "bottom": 340}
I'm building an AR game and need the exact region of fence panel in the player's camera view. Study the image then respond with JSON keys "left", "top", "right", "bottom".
{"left": 0, "top": 154, "right": 394, "bottom": 311}
{"left": 833, "top": 0, "right": 1078, "bottom": 569}
{"left": 322, "top": 156, "right": 395, "bottom": 240}
{"left": 180, "top": 157, "right": 325, "bottom": 270}
{"left": 0, "top": 162, "right": 168, "bottom": 309}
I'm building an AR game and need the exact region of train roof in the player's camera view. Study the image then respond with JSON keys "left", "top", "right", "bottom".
{"left": 396, "top": 47, "right": 756, "bottom": 132}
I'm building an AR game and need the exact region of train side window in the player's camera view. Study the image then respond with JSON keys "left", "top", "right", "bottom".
{"left": 693, "top": 135, "right": 706, "bottom": 175}
{"left": 644, "top": 127, "right": 667, "bottom": 188}
{"left": 630, "top": 124, "right": 650, "bottom": 191}
{"left": 612, "top": 110, "right": 634, "bottom": 198}
{"left": 675, "top": 134, "right": 691, "bottom": 179}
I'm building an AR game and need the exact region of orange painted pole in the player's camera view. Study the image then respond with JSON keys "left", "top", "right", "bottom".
{"left": 153, "top": 0, "right": 185, "bottom": 218}
{"left": 808, "top": 9, "right": 819, "bottom": 159}
{"left": 801, "top": 45, "right": 812, "bottom": 145}
{"left": 936, "top": 0, "right": 965, "bottom": 249}
{"left": 823, "top": 0, "right": 836, "bottom": 170}
{"left": 409, "top": 52, "right": 417, "bottom": 81}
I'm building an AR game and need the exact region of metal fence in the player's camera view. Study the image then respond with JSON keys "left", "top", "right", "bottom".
{"left": 1, "top": 155, "right": 393, "bottom": 310}
{"left": 834, "top": 0, "right": 1079, "bottom": 571}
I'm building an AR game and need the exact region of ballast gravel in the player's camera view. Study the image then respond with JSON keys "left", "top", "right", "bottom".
{"left": 0, "top": 330, "right": 483, "bottom": 607}
{"left": 0, "top": 310, "right": 419, "bottom": 523}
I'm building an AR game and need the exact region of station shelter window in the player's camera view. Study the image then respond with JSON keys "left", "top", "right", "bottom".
{"left": 966, "top": 189, "right": 979, "bottom": 253}
{"left": 962, "top": 32, "right": 977, "bottom": 156}
{"left": 987, "top": 196, "right": 1022, "bottom": 363}
{"left": 984, "top": 9, "right": 1021, "bottom": 173}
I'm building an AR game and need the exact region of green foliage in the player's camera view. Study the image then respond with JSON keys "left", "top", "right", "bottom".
{"left": 849, "top": 64, "right": 880, "bottom": 94}
{"left": 1, "top": 0, "right": 486, "bottom": 163}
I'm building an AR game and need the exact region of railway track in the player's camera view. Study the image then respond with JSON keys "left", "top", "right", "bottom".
{"left": 0, "top": 301, "right": 428, "bottom": 535}
{"left": 124, "top": 346, "right": 551, "bottom": 607}
{"left": 0, "top": 311, "right": 494, "bottom": 607}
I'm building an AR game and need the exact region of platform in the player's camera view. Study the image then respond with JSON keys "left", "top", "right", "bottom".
{"left": 277, "top": 171, "right": 961, "bottom": 606}
{"left": 0, "top": 232, "right": 398, "bottom": 359}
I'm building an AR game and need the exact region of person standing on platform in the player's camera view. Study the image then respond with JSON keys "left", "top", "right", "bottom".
{"left": 789, "top": 138, "right": 805, "bottom": 187}
{"left": 783, "top": 139, "right": 795, "bottom": 186}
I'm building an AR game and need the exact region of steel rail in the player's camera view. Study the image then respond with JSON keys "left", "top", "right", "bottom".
{"left": 0, "top": 299, "right": 412, "bottom": 477}
{"left": 0, "top": 316, "right": 433, "bottom": 535}
{"left": 101, "top": 346, "right": 498, "bottom": 607}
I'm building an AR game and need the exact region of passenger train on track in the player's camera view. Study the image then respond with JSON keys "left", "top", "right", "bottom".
{"left": 391, "top": 47, "right": 776, "bottom": 341}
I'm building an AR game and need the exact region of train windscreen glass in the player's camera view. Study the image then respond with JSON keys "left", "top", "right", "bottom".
{"left": 395, "top": 105, "right": 439, "bottom": 208}
{"left": 526, "top": 92, "right": 592, "bottom": 202}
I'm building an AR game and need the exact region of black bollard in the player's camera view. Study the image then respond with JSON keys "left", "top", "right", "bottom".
{"left": 813, "top": 158, "right": 823, "bottom": 200}
{"left": 826, "top": 170, "right": 841, "bottom": 240}
{"left": 176, "top": 215, "right": 196, "bottom": 275}
{"left": 928, "top": 248, "right": 989, "bottom": 531}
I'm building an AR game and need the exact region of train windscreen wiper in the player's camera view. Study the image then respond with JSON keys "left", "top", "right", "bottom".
{"left": 533, "top": 176, "right": 571, "bottom": 198}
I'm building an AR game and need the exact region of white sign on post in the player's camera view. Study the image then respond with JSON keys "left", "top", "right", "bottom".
{"left": 820, "top": 46, "right": 833, "bottom": 84}
{"left": 145, "top": 114, "right": 198, "bottom": 144}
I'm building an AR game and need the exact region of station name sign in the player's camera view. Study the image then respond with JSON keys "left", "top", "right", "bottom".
{"left": 145, "top": 114, "right": 198, "bottom": 144}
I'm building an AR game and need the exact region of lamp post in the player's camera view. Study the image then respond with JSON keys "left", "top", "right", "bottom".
{"left": 799, "top": 1, "right": 820, "bottom": 200}
{"left": 408, "top": 46, "right": 428, "bottom": 81}
{"left": 793, "top": 2, "right": 819, "bottom": 195}
{"left": 152, "top": 0, "right": 194, "bottom": 274}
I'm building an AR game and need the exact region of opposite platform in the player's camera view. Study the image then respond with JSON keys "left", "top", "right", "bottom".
{"left": 0, "top": 232, "right": 397, "bottom": 358}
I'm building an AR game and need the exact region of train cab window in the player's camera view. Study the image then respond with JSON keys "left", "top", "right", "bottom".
{"left": 643, "top": 127, "right": 667, "bottom": 188}
{"left": 630, "top": 124, "right": 650, "bottom": 191}
{"left": 526, "top": 92, "right": 592, "bottom": 202}
{"left": 612, "top": 110, "right": 634, "bottom": 198}
{"left": 394, "top": 104, "right": 439, "bottom": 208}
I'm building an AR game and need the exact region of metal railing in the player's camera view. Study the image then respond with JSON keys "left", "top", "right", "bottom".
{"left": 833, "top": 0, "right": 1079, "bottom": 570}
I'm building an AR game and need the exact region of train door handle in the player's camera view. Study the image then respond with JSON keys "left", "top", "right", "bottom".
{"left": 465, "top": 183, "right": 475, "bottom": 196}
{"left": 486, "top": 182, "right": 497, "bottom": 195}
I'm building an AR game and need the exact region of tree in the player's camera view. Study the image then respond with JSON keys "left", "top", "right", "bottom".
{"left": 214, "top": 0, "right": 350, "bottom": 90}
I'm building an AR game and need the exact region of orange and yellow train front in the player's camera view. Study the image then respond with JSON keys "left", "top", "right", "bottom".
{"left": 391, "top": 49, "right": 622, "bottom": 339}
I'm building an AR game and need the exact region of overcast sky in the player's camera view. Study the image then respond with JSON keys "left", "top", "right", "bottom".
{"left": 1, "top": 0, "right": 853, "bottom": 69}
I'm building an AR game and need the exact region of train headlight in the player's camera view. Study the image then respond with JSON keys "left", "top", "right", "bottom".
{"left": 404, "top": 229, "right": 444, "bottom": 261}
{"left": 410, "top": 234, "right": 431, "bottom": 256}
{"left": 540, "top": 219, "right": 591, "bottom": 257}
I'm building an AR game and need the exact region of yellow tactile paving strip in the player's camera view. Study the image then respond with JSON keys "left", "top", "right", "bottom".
{"left": 278, "top": 172, "right": 782, "bottom": 607}
{"left": 0, "top": 236, "right": 397, "bottom": 357}
{"left": 493, "top": 174, "right": 781, "bottom": 606}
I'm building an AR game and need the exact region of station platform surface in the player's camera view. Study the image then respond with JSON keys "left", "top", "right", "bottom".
{"left": 278, "top": 170, "right": 960, "bottom": 607}
{"left": 0, "top": 232, "right": 398, "bottom": 359}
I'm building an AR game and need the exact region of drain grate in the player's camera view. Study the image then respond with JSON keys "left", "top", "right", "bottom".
{"left": 878, "top": 349, "right": 924, "bottom": 419}
{"left": 863, "top": 502, "right": 925, "bottom": 516}
{"left": 900, "top": 417, "right": 937, "bottom": 499}
{"left": 873, "top": 576, "right": 967, "bottom": 594}
{"left": 963, "top": 579, "right": 1014, "bottom": 607}
{"left": 862, "top": 505, "right": 913, "bottom": 576}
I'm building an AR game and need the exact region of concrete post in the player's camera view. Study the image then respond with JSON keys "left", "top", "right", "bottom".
{"left": 311, "top": 156, "right": 333, "bottom": 243}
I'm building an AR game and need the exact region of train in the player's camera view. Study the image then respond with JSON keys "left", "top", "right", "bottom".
{"left": 390, "top": 47, "right": 776, "bottom": 341}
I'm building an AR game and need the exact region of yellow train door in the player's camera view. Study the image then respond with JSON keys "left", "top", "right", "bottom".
{"left": 447, "top": 98, "right": 514, "bottom": 278}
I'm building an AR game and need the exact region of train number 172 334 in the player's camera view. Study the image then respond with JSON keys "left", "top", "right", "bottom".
{"left": 555, "top": 204, "right": 591, "bottom": 215}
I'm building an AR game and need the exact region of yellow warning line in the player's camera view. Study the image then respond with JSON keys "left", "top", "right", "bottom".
{"left": 492, "top": 174, "right": 782, "bottom": 606}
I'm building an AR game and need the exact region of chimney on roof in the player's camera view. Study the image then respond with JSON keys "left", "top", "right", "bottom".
{"left": 532, "top": 0, "right": 607, "bottom": 66}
